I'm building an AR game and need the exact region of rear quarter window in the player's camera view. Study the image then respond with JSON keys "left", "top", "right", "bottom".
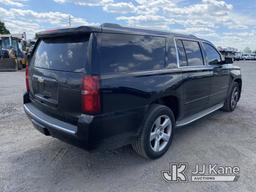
{"left": 31, "top": 35, "right": 90, "bottom": 72}
{"left": 176, "top": 40, "right": 187, "bottom": 67}
{"left": 182, "top": 40, "right": 204, "bottom": 66}
{"left": 166, "top": 38, "right": 177, "bottom": 69}
{"left": 99, "top": 33, "right": 166, "bottom": 74}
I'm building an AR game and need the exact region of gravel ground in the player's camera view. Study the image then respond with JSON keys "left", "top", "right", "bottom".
{"left": 0, "top": 61, "right": 256, "bottom": 192}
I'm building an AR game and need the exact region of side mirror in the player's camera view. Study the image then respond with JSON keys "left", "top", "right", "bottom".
{"left": 223, "top": 57, "right": 233, "bottom": 64}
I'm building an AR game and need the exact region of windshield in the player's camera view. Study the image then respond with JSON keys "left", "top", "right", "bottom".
{"left": 31, "top": 35, "right": 90, "bottom": 72}
{"left": 1, "top": 37, "right": 10, "bottom": 49}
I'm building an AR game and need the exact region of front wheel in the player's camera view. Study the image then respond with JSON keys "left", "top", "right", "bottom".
{"left": 222, "top": 82, "right": 240, "bottom": 112}
{"left": 132, "top": 104, "right": 175, "bottom": 159}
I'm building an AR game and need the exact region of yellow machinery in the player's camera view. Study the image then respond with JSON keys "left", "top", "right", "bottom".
{"left": 0, "top": 34, "right": 26, "bottom": 71}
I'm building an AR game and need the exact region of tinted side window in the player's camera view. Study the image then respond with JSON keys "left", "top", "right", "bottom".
{"left": 176, "top": 40, "right": 187, "bottom": 67}
{"left": 166, "top": 39, "right": 177, "bottom": 69}
{"left": 203, "top": 43, "right": 221, "bottom": 65}
{"left": 99, "top": 33, "right": 165, "bottom": 74}
{"left": 183, "top": 40, "right": 204, "bottom": 66}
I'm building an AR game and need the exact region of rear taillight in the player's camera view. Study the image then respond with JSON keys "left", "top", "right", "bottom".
{"left": 25, "top": 64, "right": 30, "bottom": 92}
{"left": 81, "top": 75, "right": 100, "bottom": 113}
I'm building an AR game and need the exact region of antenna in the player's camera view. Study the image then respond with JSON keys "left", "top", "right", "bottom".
{"left": 68, "top": 15, "right": 71, "bottom": 27}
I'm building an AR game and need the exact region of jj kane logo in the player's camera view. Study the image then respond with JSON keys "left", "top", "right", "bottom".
{"left": 161, "top": 163, "right": 188, "bottom": 182}
{"left": 162, "top": 163, "right": 240, "bottom": 182}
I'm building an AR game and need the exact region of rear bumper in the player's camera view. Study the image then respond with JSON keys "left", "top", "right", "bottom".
{"left": 23, "top": 93, "right": 146, "bottom": 150}
{"left": 24, "top": 103, "right": 77, "bottom": 135}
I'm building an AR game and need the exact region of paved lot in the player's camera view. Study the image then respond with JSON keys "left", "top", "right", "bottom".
{"left": 0, "top": 61, "right": 256, "bottom": 192}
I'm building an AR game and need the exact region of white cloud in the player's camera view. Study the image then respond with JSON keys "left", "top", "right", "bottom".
{"left": 214, "top": 32, "right": 256, "bottom": 51}
{"left": 53, "top": 0, "right": 112, "bottom": 7}
{"left": 54, "top": 0, "right": 137, "bottom": 14}
{"left": 54, "top": 0, "right": 245, "bottom": 32}
{"left": 1, "top": 0, "right": 255, "bottom": 50}
{"left": 0, "top": 0, "right": 27, "bottom": 7}
{"left": 52, "top": 0, "right": 256, "bottom": 50}
{"left": 9, "top": 8, "right": 91, "bottom": 26}
{"left": 117, "top": 15, "right": 172, "bottom": 30}
{"left": 0, "top": 7, "right": 97, "bottom": 38}
{"left": 103, "top": 2, "right": 136, "bottom": 14}
{"left": 172, "top": 27, "right": 215, "bottom": 34}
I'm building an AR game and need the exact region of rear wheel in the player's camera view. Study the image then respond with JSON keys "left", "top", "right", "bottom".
{"left": 222, "top": 82, "right": 240, "bottom": 112}
{"left": 132, "top": 104, "right": 175, "bottom": 159}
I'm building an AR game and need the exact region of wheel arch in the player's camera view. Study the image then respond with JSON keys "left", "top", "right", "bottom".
{"left": 151, "top": 95, "right": 179, "bottom": 121}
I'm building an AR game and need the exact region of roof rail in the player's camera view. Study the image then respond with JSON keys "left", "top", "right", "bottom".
{"left": 189, "top": 34, "right": 197, "bottom": 38}
{"left": 100, "top": 23, "right": 122, "bottom": 28}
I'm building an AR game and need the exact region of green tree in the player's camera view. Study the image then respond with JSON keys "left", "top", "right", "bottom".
{"left": 0, "top": 21, "right": 10, "bottom": 34}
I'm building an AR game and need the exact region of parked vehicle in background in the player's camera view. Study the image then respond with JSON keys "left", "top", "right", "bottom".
{"left": 218, "top": 47, "right": 237, "bottom": 61}
{"left": 23, "top": 24, "right": 242, "bottom": 159}
{"left": 234, "top": 52, "right": 242, "bottom": 61}
{"left": 242, "top": 53, "right": 256, "bottom": 60}
{"left": 0, "top": 34, "right": 26, "bottom": 70}
{"left": 251, "top": 54, "right": 256, "bottom": 60}
{"left": 242, "top": 54, "right": 249, "bottom": 60}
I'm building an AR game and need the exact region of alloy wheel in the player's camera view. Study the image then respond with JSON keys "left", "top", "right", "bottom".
{"left": 231, "top": 87, "right": 239, "bottom": 109}
{"left": 150, "top": 115, "right": 172, "bottom": 152}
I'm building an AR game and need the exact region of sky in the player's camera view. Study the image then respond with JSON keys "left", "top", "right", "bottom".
{"left": 0, "top": 0, "right": 255, "bottom": 51}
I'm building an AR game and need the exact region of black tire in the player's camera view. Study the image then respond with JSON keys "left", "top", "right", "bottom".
{"left": 132, "top": 104, "right": 175, "bottom": 159}
{"left": 222, "top": 82, "right": 240, "bottom": 112}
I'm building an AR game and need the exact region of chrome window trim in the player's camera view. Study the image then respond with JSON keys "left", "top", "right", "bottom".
{"left": 173, "top": 37, "right": 180, "bottom": 68}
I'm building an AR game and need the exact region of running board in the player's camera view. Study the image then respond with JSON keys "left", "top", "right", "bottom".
{"left": 176, "top": 103, "right": 224, "bottom": 128}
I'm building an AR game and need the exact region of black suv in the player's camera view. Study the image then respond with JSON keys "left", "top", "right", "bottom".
{"left": 24, "top": 24, "right": 242, "bottom": 159}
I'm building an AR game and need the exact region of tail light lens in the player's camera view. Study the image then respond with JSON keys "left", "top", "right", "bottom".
{"left": 25, "top": 64, "right": 30, "bottom": 92}
{"left": 81, "top": 75, "right": 100, "bottom": 113}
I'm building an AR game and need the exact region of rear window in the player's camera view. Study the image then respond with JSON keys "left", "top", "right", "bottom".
{"left": 99, "top": 33, "right": 165, "bottom": 74}
{"left": 31, "top": 35, "right": 90, "bottom": 72}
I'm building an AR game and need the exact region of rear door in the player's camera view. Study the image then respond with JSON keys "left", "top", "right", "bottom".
{"left": 176, "top": 39, "right": 212, "bottom": 118}
{"left": 29, "top": 34, "right": 91, "bottom": 123}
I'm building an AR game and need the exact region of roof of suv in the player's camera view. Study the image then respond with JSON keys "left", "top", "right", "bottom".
{"left": 36, "top": 23, "right": 200, "bottom": 40}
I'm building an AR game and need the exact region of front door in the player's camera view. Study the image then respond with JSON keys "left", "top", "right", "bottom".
{"left": 201, "top": 42, "right": 230, "bottom": 107}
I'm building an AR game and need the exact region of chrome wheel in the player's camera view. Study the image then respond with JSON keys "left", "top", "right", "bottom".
{"left": 231, "top": 87, "right": 239, "bottom": 109}
{"left": 150, "top": 115, "right": 172, "bottom": 152}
